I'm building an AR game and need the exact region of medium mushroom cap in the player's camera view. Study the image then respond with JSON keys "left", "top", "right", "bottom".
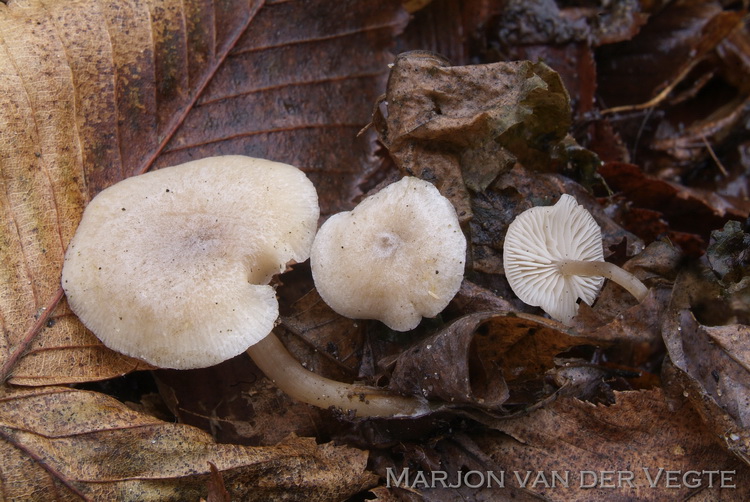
{"left": 61, "top": 156, "right": 319, "bottom": 369}
{"left": 310, "top": 176, "right": 466, "bottom": 331}
{"left": 503, "top": 194, "right": 605, "bottom": 324}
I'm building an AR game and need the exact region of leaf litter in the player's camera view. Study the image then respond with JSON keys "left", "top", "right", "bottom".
{"left": 1, "top": 0, "right": 750, "bottom": 500}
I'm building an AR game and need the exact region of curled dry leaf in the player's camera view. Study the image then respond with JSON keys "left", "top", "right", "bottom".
{"left": 0, "top": 385, "right": 376, "bottom": 501}
{"left": 0, "top": 0, "right": 408, "bottom": 385}
{"left": 372, "top": 50, "right": 572, "bottom": 222}
{"left": 385, "top": 311, "right": 617, "bottom": 412}
{"left": 385, "top": 313, "right": 509, "bottom": 410}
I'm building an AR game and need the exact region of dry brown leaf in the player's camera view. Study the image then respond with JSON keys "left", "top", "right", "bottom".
{"left": 492, "top": 389, "right": 749, "bottom": 499}
{"left": 0, "top": 385, "right": 376, "bottom": 500}
{"left": 662, "top": 307, "right": 750, "bottom": 465}
{"left": 386, "top": 312, "right": 509, "bottom": 410}
{"left": 0, "top": 0, "right": 408, "bottom": 385}
{"left": 658, "top": 237, "right": 750, "bottom": 466}
{"left": 206, "top": 462, "right": 231, "bottom": 502}
{"left": 0, "top": 387, "right": 372, "bottom": 500}
{"left": 599, "top": 161, "right": 750, "bottom": 251}
{"left": 372, "top": 51, "right": 572, "bottom": 223}
{"left": 390, "top": 389, "right": 749, "bottom": 501}
{"left": 664, "top": 310, "right": 750, "bottom": 429}
{"left": 386, "top": 311, "right": 618, "bottom": 411}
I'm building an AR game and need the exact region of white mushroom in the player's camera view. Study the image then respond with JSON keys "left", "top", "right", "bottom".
{"left": 503, "top": 194, "right": 648, "bottom": 325}
{"left": 63, "top": 156, "right": 432, "bottom": 418}
{"left": 310, "top": 176, "right": 467, "bottom": 331}
{"left": 62, "top": 155, "right": 319, "bottom": 369}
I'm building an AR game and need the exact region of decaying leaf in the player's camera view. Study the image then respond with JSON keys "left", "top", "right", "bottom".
{"left": 599, "top": 161, "right": 750, "bottom": 253}
{"left": 386, "top": 311, "right": 624, "bottom": 412}
{"left": 372, "top": 50, "right": 572, "bottom": 222}
{"left": 492, "top": 0, "right": 646, "bottom": 48}
{"left": 376, "top": 389, "right": 749, "bottom": 501}
{"left": 706, "top": 220, "right": 750, "bottom": 283}
{"left": 0, "top": 385, "right": 376, "bottom": 500}
{"left": 0, "top": 0, "right": 408, "bottom": 385}
{"left": 385, "top": 312, "right": 510, "bottom": 410}
{"left": 476, "top": 389, "right": 748, "bottom": 501}
{"left": 661, "top": 230, "right": 750, "bottom": 465}
{"left": 664, "top": 310, "right": 750, "bottom": 428}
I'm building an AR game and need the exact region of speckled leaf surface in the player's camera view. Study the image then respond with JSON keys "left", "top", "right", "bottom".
{"left": 0, "top": 385, "right": 375, "bottom": 500}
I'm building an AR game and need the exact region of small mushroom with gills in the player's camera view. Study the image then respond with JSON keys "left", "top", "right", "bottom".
{"left": 62, "top": 156, "right": 431, "bottom": 418}
{"left": 310, "top": 176, "right": 467, "bottom": 331}
{"left": 502, "top": 194, "right": 648, "bottom": 325}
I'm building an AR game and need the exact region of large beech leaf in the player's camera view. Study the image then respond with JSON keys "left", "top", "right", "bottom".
{"left": 0, "top": 385, "right": 375, "bottom": 500}
{"left": 0, "top": 0, "right": 407, "bottom": 385}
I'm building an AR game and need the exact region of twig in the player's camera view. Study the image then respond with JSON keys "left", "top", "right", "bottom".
{"left": 601, "top": 11, "right": 746, "bottom": 116}
{"left": 701, "top": 134, "right": 729, "bottom": 177}
{"left": 599, "top": 60, "right": 698, "bottom": 116}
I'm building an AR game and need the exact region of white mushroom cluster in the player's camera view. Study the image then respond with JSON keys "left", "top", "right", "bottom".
{"left": 63, "top": 159, "right": 649, "bottom": 416}
{"left": 62, "top": 159, "right": 464, "bottom": 418}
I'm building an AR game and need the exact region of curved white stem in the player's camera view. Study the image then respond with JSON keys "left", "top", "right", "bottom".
{"left": 558, "top": 260, "right": 648, "bottom": 302}
{"left": 246, "top": 332, "right": 433, "bottom": 418}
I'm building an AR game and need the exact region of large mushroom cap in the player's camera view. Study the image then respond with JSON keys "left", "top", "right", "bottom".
{"left": 61, "top": 156, "right": 319, "bottom": 369}
{"left": 503, "top": 194, "right": 605, "bottom": 324}
{"left": 310, "top": 176, "right": 466, "bottom": 331}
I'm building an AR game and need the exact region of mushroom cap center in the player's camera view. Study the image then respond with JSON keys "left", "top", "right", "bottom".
{"left": 374, "top": 231, "right": 402, "bottom": 257}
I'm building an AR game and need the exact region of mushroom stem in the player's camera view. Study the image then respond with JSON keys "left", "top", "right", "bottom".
{"left": 558, "top": 260, "right": 648, "bottom": 302}
{"left": 246, "top": 332, "right": 433, "bottom": 418}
